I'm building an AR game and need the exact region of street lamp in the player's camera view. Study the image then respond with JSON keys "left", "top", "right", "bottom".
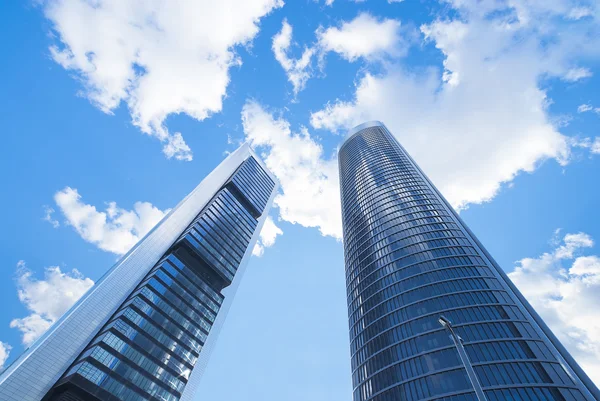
{"left": 438, "top": 316, "right": 488, "bottom": 401}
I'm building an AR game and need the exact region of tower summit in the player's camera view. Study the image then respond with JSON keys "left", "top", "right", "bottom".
{"left": 338, "top": 121, "right": 599, "bottom": 401}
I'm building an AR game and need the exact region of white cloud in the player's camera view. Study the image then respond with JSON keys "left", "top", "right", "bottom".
{"left": 310, "top": 0, "right": 600, "bottom": 210}
{"left": 10, "top": 261, "right": 94, "bottom": 347}
{"left": 242, "top": 101, "right": 342, "bottom": 238}
{"left": 509, "top": 231, "right": 600, "bottom": 385}
{"left": 43, "top": 0, "right": 284, "bottom": 160}
{"left": 272, "top": 20, "right": 316, "bottom": 96}
{"left": 42, "top": 206, "right": 60, "bottom": 228}
{"left": 0, "top": 341, "right": 11, "bottom": 371}
{"left": 567, "top": 7, "right": 594, "bottom": 20}
{"left": 252, "top": 216, "right": 284, "bottom": 257}
{"left": 577, "top": 103, "right": 600, "bottom": 114}
{"left": 317, "top": 13, "right": 404, "bottom": 62}
{"left": 563, "top": 67, "right": 593, "bottom": 82}
{"left": 54, "top": 187, "right": 169, "bottom": 255}
{"left": 591, "top": 138, "right": 600, "bottom": 154}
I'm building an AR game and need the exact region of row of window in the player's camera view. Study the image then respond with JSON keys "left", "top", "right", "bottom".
{"left": 68, "top": 361, "right": 150, "bottom": 401}
{"left": 485, "top": 387, "right": 586, "bottom": 401}
{"left": 136, "top": 287, "right": 210, "bottom": 339}
{"left": 96, "top": 329, "right": 191, "bottom": 383}
{"left": 345, "top": 199, "right": 446, "bottom": 250}
{"left": 230, "top": 156, "right": 274, "bottom": 214}
{"left": 353, "top": 337, "right": 554, "bottom": 381}
{"left": 339, "top": 135, "right": 411, "bottom": 183}
{"left": 116, "top": 309, "right": 199, "bottom": 363}
{"left": 347, "top": 225, "right": 463, "bottom": 270}
{"left": 350, "top": 276, "right": 504, "bottom": 329}
{"left": 347, "top": 218, "right": 461, "bottom": 262}
{"left": 192, "top": 206, "right": 248, "bottom": 260}
{"left": 183, "top": 231, "right": 235, "bottom": 281}
{"left": 474, "top": 361, "right": 573, "bottom": 387}
{"left": 352, "top": 300, "right": 520, "bottom": 365}
{"left": 343, "top": 199, "right": 448, "bottom": 260}
{"left": 93, "top": 336, "right": 186, "bottom": 393}
{"left": 348, "top": 236, "right": 473, "bottom": 282}
{"left": 345, "top": 188, "right": 438, "bottom": 243}
{"left": 85, "top": 347, "right": 178, "bottom": 400}
{"left": 345, "top": 220, "right": 461, "bottom": 267}
{"left": 138, "top": 279, "right": 215, "bottom": 329}
{"left": 340, "top": 137, "right": 409, "bottom": 174}
{"left": 165, "top": 254, "right": 223, "bottom": 304}
{"left": 356, "top": 367, "right": 471, "bottom": 401}
{"left": 352, "top": 293, "right": 526, "bottom": 354}
{"left": 354, "top": 346, "right": 460, "bottom": 386}
{"left": 343, "top": 176, "right": 427, "bottom": 218}
{"left": 348, "top": 254, "right": 486, "bottom": 298}
{"left": 125, "top": 298, "right": 204, "bottom": 353}
{"left": 348, "top": 243, "right": 478, "bottom": 286}
{"left": 343, "top": 181, "right": 432, "bottom": 226}
{"left": 146, "top": 268, "right": 218, "bottom": 326}
{"left": 106, "top": 318, "right": 195, "bottom": 369}
{"left": 341, "top": 168, "right": 422, "bottom": 209}
{"left": 353, "top": 303, "right": 524, "bottom": 356}
{"left": 158, "top": 259, "right": 221, "bottom": 313}
{"left": 348, "top": 264, "right": 494, "bottom": 315}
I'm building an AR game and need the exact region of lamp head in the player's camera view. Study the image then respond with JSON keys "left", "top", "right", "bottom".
{"left": 438, "top": 315, "right": 452, "bottom": 328}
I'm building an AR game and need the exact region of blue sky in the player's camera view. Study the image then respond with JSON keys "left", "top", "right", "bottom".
{"left": 1, "top": 0, "right": 600, "bottom": 400}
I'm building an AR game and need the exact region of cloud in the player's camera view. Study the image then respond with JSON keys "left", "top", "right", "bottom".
{"left": 42, "top": 0, "right": 284, "bottom": 160}
{"left": 252, "top": 216, "right": 284, "bottom": 257}
{"left": 272, "top": 14, "right": 406, "bottom": 95}
{"left": 42, "top": 206, "right": 60, "bottom": 228}
{"left": 310, "top": 0, "right": 600, "bottom": 210}
{"left": 577, "top": 103, "right": 600, "bottom": 114}
{"left": 592, "top": 138, "right": 600, "bottom": 154}
{"left": 316, "top": 13, "right": 404, "bottom": 62}
{"left": 272, "top": 20, "right": 316, "bottom": 96}
{"left": 0, "top": 342, "right": 11, "bottom": 371}
{"left": 54, "top": 187, "right": 169, "bottom": 255}
{"left": 562, "top": 67, "right": 593, "bottom": 82}
{"left": 509, "top": 231, "right": 600, "bottom": 385}
{"left": 10, "top": 261, "right": 94, "bottom": 347}
{"left": 242, "top": 100, "right": 342, "bottom": 238}
{"left": 567, "top": 7, "right": 594, "bottom": 20}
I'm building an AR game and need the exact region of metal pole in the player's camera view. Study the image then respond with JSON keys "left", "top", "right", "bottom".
{"left": 439, "top": 316, "right": 488, "bottom": 401}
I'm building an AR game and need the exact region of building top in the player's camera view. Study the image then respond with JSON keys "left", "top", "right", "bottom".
{"left": 339, "top": 120, "right": 386, "bottom": 153}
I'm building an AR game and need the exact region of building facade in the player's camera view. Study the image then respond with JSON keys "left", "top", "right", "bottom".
{"left": 338, "top": 121, "right": 600, "bottom": 401}
{"left": 0, "top": 144, "right": 278, "bottom": 401}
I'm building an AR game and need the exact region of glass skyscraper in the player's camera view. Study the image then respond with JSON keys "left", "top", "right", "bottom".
{"left": 338, "top": 121, "right": 600, "bottom": 401}
{"left": 0, "top": 144, "right": 277, "bottom": 401}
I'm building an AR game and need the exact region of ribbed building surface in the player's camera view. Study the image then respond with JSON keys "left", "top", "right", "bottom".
{"left": 0, "top": 144, "right": 277, "bottom": 401}
{"left": 338, "top": 122, "right": 599, "bottom": 401}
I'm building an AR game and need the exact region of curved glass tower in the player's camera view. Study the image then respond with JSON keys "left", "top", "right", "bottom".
{"left": 338, "top": 122, "right": 599, "bottom": 401}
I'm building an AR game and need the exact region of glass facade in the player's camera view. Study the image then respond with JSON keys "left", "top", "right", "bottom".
{"left": 338, "top": 122, "right": 600, "bottom": 401}
{"left": 0, "top": 145, "right": 276, "bottom": 401}
{"left": 42, "top": 156, "right": 275, "bottom": 401}
{"left": 43, "top": 156, "right": 275, "bottom": 401}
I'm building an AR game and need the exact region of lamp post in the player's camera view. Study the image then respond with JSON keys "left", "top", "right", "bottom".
{"left": 438, "top": 316, "right": 488, "bottom": 401}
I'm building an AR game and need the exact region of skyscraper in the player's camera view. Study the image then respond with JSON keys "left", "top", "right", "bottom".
{"left": 338, "top": 121, "right": 600, "bottom": 401}
{"left": 0, "top": 144, "right": 278, "bottom": 401}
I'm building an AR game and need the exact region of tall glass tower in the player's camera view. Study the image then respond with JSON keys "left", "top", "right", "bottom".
{"left": 0, "top": 144, "right": 278, "bottom": 401}
{"left": 338, "top": 121, "right": 600, "bottom": 401}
